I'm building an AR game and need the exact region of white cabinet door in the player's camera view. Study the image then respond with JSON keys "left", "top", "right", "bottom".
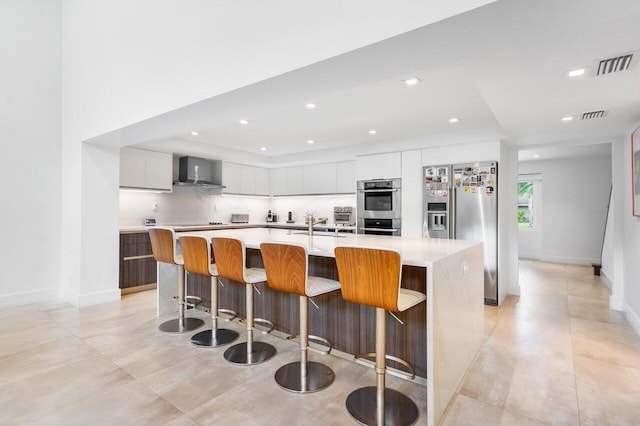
{"left": 255, "top": 167, "right": 270, "bottom": 196}
{"left": 120, "top": 147, "right": 146, "bottom": 188}
{"left": 145, "top": 150, "right": 173, "bottom": 191}
{"left": 401, "top": 150, "right": 423, "bottom": 237}
{"left": 356, "top": 152, "right": 402, "bottom": 180}
{"left": 240, "top": 165, "right": 257, "bottom": 194}
{"left": 304, "top": 163, "right": 336, "bottom": 194}
{"left": 120, "top": 147, "right": 172, "bottom": 191}
{"left": 287, "top": 166, "right": 304, "bottom": 195}
{"left": 271, "top": 168, "right": 288, "bottom": 195}
{"left": 222, "top": 162, "right": 241, "bottom": 194}
{"left": 336, "top": 161, "right": 356, "bottom": 193}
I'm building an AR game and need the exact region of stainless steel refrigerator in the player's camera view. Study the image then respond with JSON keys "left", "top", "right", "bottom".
{"left": 423, "top": 162, "right": 498, "bottom": 305}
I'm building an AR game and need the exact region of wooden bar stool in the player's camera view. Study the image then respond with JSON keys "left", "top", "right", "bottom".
{"left": 334, "top": 246, "right": 426, "bottom": 426}
{"left": 260, "top": 242, "right": 340, "bottom": 393}
{"left": 179, "top": 235, "right": 239, "bottom": 348}
{"left": 148, "top": 227, "right": 204, "bottom": 333}
{"left": 211, "top": 237, "right": 276, "bottom": 365}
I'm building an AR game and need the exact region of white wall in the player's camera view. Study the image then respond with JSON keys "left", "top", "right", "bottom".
{"left": 269, "top": 195, "right": 357, "bottom": 226}
{"left": 519, "top": 155, "right": 611, "bottom": 265}
{"left": 621, "top": 126, "right": 640, "bottom": 335}
{"left": 0, "top": 0, "right": 62, "bottom": 306}
{"left": 120, "top": 190, "right": 270, "bottom": 226}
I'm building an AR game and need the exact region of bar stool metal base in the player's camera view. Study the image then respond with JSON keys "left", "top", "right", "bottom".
{"left": 191, "top": 328, "right": 239, "bottom": 348}
{"left": 275, "top": 361, "right": 335, "bottom": 393}
{"left": 346, "top": 386, "right": 419, "bottom": 426}
{"left": 158, "top": 317, "right": 204, "bottom": 333}
{"left": 223, "top": 341, "right": 276, "bottom": 365}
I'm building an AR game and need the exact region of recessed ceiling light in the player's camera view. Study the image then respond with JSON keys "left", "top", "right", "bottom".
{"left": 239, "top": 119, "right": 250, "bottom": 125}
{"left": 307, "top": 139, "right": 315, "bottom": 144}
{"left": 260, "top": 147, "right": 267, "bottom": 151}
{"left": 568, "top": 68, "right": 586, "bottom": 77}
{"left": 369, "top": 130, "right": 377, "bottom": 135}
{"left": 403, "top": 77, "right": 421, "bottom": 86}
{"left": 533, "top": 154, "right": 540, "bottom": 158}
{"left": 305, "top": 103, "right": 317, "bottom": 109}
{"left": 561, "top": 116, "right": 574, "bottom": 122}
{"left": 449, "top": 117, "right": 460, "bottom": 123}
{"left": 191, "top": 131, "right": 199, "bottom": 136}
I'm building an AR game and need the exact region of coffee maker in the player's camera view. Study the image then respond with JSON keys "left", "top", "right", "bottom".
{"left": 266, "top": 210, "right": 278, "bottom": 223}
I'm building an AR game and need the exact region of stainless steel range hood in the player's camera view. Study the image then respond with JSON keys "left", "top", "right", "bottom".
{"left": 175, "top": 156, "right": 225, "bottom": 189}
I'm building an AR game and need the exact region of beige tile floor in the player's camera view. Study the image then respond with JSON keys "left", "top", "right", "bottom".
{"left": 1, "top": 261, "right": 639, "bottom": 425}
{"left": 445, "top": 260, "right": 640, "bottom": 426}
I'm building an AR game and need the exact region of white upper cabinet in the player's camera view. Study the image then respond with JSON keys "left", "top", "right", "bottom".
{"left": 287, "top": 166, "right": 304, "bottom": 195}
{"left": 270, "top": 168, "right": 288, "bottom": 196}
{"left": 222, "top": 162, "right": 241, "bottom": 194}
{"left": 145, "top": 150, "right": 173, "bottom": 190}
{"left": 336, "top": 161, "right": 356, "bottom": 193}
{"left": 356, "top": 152, "right": 402, "bottom": 181}
{"left": 240, "top": 165, "right": 257, "bottom": 194}
{"left": 223, "top": 162, "right": 269, "bottom": 195}
{"left": 120, "top": 147, "right": 172, "bottom": 191}
{"left": 271, "top": 161, "right": 356, "bottom": 196}
{"left": 255, "top": 167, "right": 270, "bottom": 196}
{"left": 303, "top": 163, "right": 336, "bottom": 194}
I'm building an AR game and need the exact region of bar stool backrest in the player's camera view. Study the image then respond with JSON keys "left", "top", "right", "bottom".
{"left": 211, "top": 237, "right": 247, "bottom": 283}
{"left": 260, "top": 243, "right": 307, "bottom": 297}
{"left": 334, "top": 246, "right": 402, "bottom": 311}
{"left": 149, "top": 227, "right": 179, "bottom": 265}
{"left": 180, "top": 235, "right": 213, "bottom": 277}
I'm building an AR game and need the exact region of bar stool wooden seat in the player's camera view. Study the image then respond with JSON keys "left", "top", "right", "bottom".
{"left": 260, "top": 242, "right": 340, "bottom": 393}
{"left": 212, "top": 237, "right": 276, "bottom": 365}
{"left": 179, "top": 235, "right": 239, "bottom": 348}
{"left": 334, "top": 246, "right": 426, "bottom": 426}
{"left": 148, "top": 227, "right": 204, "bottom": 333}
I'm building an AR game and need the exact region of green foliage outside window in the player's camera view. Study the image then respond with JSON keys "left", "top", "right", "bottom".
{"left": 518, "top": 181, "right": 534, "bottom": 227}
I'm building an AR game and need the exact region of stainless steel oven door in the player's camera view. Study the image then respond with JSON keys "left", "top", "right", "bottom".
{"left": 357, "top": 218, "right": 401, "bottom": 236}
{"left": 357, "top": 179, "right": 402, "bottom": 220}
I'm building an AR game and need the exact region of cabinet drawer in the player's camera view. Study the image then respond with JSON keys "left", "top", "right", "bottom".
{"left": 120, "top": 257, "right": 157, "bottom": 289}
{"left": 120, "top": 232, "right": 153, "bottom": 257}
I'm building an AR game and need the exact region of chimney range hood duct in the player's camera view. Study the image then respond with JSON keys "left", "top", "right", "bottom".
{"left": 175, "top": 156, "right": 225, "bottom": 189}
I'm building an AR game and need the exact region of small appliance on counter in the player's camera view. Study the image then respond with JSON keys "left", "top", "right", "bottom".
{"left": 144, "top": 218, "right": 157, "bottom": 226}
{"left": 286, "top": 211, "right": 294, "bottom": 223}
{"left": 266, "top": 210, "right": 278, "bottom": 223}
{"left": 230, "top": 213, "right": 249, "bottom": 223}
{"left": 333, "top": 206, "right": 354, "bottom": 225}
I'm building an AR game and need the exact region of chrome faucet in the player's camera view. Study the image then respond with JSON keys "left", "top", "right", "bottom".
{"left": 306, "top": 211, "right": 324, "bottom": 236}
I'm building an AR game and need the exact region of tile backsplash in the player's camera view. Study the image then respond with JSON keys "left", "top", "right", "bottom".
{"left": 119, "top": 188, "right": 356, "bottom": 226}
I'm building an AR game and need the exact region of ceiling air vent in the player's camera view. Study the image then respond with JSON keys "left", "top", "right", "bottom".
{"left": 580, "top": 110, "right": 608, "bottom": 120}
{"left": 596, "top": 54, "right": 633, "bottom": 76}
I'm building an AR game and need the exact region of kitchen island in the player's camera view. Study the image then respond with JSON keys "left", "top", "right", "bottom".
{"left": 158, "top": 228, "right": 484, "bottom": 425}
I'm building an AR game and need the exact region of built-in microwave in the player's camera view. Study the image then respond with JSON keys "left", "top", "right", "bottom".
{"left": 357, "top": 178, "right": 401, "bottom": 236}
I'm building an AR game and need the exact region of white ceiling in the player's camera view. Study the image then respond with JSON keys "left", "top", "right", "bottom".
{"left": 132, "top": 0, "right": 640, "bottom": 163}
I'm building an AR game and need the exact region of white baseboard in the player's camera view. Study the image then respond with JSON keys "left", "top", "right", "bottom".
{"left": 60, "top": 287, "right": 120, "bottom": 308}
{"left": 624, "top": 302, "right": 640, "bottom": 339}
{"left": 0, "top": 288, "right": 59, "bottom": 308}
{"left": 600, "top": 269, "right": 612, "bottom": 290}
{"left": 518, "top": 252, "right": 540, "bottom": 261}
{"left": 539, "top": 255, "right": 599, "bottom": 266}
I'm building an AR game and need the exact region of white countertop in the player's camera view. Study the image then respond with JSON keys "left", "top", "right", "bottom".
{"left": 120, "top": 222, "right": 356, "bottom": 233}
{"left": 177, "top": 227, "right": 480, "bottom": 267}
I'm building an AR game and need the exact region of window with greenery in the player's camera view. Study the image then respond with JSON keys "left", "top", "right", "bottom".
{"left": 518, "top": 181, "right": 534, "bottom": 227}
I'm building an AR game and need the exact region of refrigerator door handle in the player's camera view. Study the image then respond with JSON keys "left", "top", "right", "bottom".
{"left": 451, "top": 186, "right": 456, "bottom": 238}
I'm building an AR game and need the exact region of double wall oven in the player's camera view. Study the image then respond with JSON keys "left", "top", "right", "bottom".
{"left": 356, "top": 178, "right": 401, "bottom": 236}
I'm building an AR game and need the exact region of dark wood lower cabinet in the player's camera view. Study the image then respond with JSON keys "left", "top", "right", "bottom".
{"left": 187, "top": 248, "right": 427, "bottom": 378}
{"left": 119, "top": 232, "right": 157, "bottom": 290}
